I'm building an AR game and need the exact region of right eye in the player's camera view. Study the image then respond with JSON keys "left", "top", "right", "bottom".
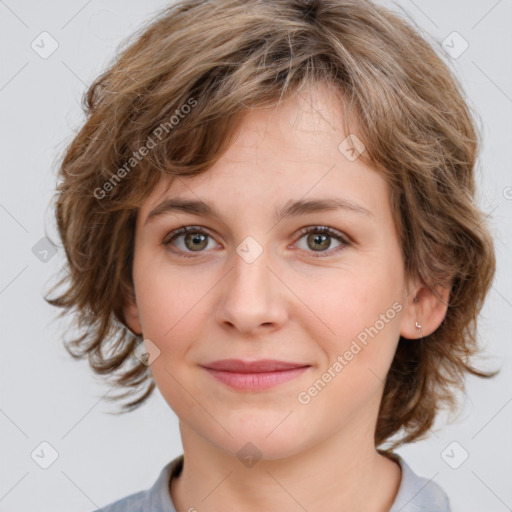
{"left": 162, "top": 226, "right": 219, "bottom": 257}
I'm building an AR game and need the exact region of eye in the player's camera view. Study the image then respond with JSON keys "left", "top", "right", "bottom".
{"left": 162, "top": 225, "right": 350, "bottom": 258}
{"left": 162, "top": 226, "right": 218, "bottom": 257}
{"left": 294, "top": 226, "right": 350, "bottom": 257}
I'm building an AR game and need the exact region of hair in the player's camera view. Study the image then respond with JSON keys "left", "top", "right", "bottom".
{"left": 46, "top": 0, "right": 497, "bottom": 450}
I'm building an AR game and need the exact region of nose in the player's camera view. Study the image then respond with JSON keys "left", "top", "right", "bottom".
{"left": 215, "top": 247, "right": 289, "bottom": 336}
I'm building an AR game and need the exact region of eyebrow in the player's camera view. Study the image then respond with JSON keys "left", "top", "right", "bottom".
{"left": 144, "top": 196, "right": 374, "bottom": 226}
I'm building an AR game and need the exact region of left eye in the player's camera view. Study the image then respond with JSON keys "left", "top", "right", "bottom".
{"left": 162, "top": 225, "right": 349, "bottom": 257}
{"left": 295, "top": 226, "right": 349, "bottom": 256}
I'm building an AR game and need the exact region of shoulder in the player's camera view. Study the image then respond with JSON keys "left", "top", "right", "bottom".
{"left": 389, "top": 453, "right": 452, "bottom": 512}
{"left": 89, "top": 455, "right": 183, "bottom": 512}
{"left": 90, "top": 490, "right": 147, "bottom": 512}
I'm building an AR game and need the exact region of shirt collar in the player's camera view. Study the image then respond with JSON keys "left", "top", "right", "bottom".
{"left": 143, "top": 453, "right": 450, "bottom": 512}
{"left": 388, "top": 453, "right": 451, "bottom": 511}
{"left": 143, "top": 454, "right": 183, "bottom": 512}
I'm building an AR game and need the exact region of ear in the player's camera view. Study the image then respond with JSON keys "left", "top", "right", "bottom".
{"left": 123, "top": 288, "right": 143, "bottom": 336}
{"left": 399, "top": 278, "right": 451, "bottom": 340}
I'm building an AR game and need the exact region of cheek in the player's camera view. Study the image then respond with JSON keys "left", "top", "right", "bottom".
{"left": 295, "top": 279, "right": 402, "bottom": 420}
{"left": 296, "top": 261, "right": 402, "bottom": 374}
{"left": 133, "top": 245, "right": 210, "bottom": 341}
{"left": 132, "top": 252, "right": 210, "bottom": 408}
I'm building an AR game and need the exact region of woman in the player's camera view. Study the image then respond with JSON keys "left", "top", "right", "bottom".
{"left": 47, "top": 0, "right": 496, "bottom": 510}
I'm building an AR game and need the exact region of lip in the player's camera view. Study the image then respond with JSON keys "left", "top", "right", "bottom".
{"left": 200, "top": 359, "right": 311, "bottom": 391}
{"left": 201, "top": 359, "right": 309, "bottom": 372}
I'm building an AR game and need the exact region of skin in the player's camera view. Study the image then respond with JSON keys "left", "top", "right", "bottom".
{"left": 124, "top": 83, "right": 450, "bottom": 512}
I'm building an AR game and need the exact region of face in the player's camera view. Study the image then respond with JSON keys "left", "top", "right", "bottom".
{"left": 124, "top": 83, "right": 426, "bottom": 460}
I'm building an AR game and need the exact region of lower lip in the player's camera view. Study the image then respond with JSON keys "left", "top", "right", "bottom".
{"left": 203, "top": 367, "right": 310, "bottom": 391}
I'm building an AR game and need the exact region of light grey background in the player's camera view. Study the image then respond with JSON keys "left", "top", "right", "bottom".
{"left": 0, "top": 1, "right": 511, "bottom": 511}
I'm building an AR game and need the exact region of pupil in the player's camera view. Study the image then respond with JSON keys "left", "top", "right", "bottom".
{"left": 310, "top": 233, "right": 329, "bottom": 251}
{"left": 187, "top": 233, "right": 207, "bottom": 250}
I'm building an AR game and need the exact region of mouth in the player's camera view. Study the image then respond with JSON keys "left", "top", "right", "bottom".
{"left": 200, "top": 359, "right": 311, "bottom": 391}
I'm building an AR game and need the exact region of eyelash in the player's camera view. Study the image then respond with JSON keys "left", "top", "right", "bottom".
{"left": 162, "top": 225, "right": 350, "bottom": 258}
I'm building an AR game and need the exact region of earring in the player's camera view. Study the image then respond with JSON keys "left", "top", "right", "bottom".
{"left": 415, "top": 321, "right": 422, "bottom": 338}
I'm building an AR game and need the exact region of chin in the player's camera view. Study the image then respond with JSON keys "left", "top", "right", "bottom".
{"left": 215, "top": 421, "right": 311, "bottom": 463}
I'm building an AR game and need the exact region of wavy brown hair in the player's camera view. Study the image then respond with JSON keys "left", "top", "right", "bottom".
{"left": 46, "top": 0, "right": 497, "bottom": 449}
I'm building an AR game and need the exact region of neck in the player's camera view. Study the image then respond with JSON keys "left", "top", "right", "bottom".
{"left": 170, "top": 422, "right": 401, "bottom": 512}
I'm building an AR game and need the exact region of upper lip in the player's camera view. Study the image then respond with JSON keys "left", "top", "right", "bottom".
{"left": 201, "top": 359, "right": 310, "bottom": 373}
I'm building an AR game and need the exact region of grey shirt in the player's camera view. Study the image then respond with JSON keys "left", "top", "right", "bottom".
{"left": 92, "top": 453, "right": 451, "bottom": 512}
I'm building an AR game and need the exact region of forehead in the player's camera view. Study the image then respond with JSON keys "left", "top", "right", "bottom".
{"left": 138, "top": 84, "right": 389, "bottom": 221}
